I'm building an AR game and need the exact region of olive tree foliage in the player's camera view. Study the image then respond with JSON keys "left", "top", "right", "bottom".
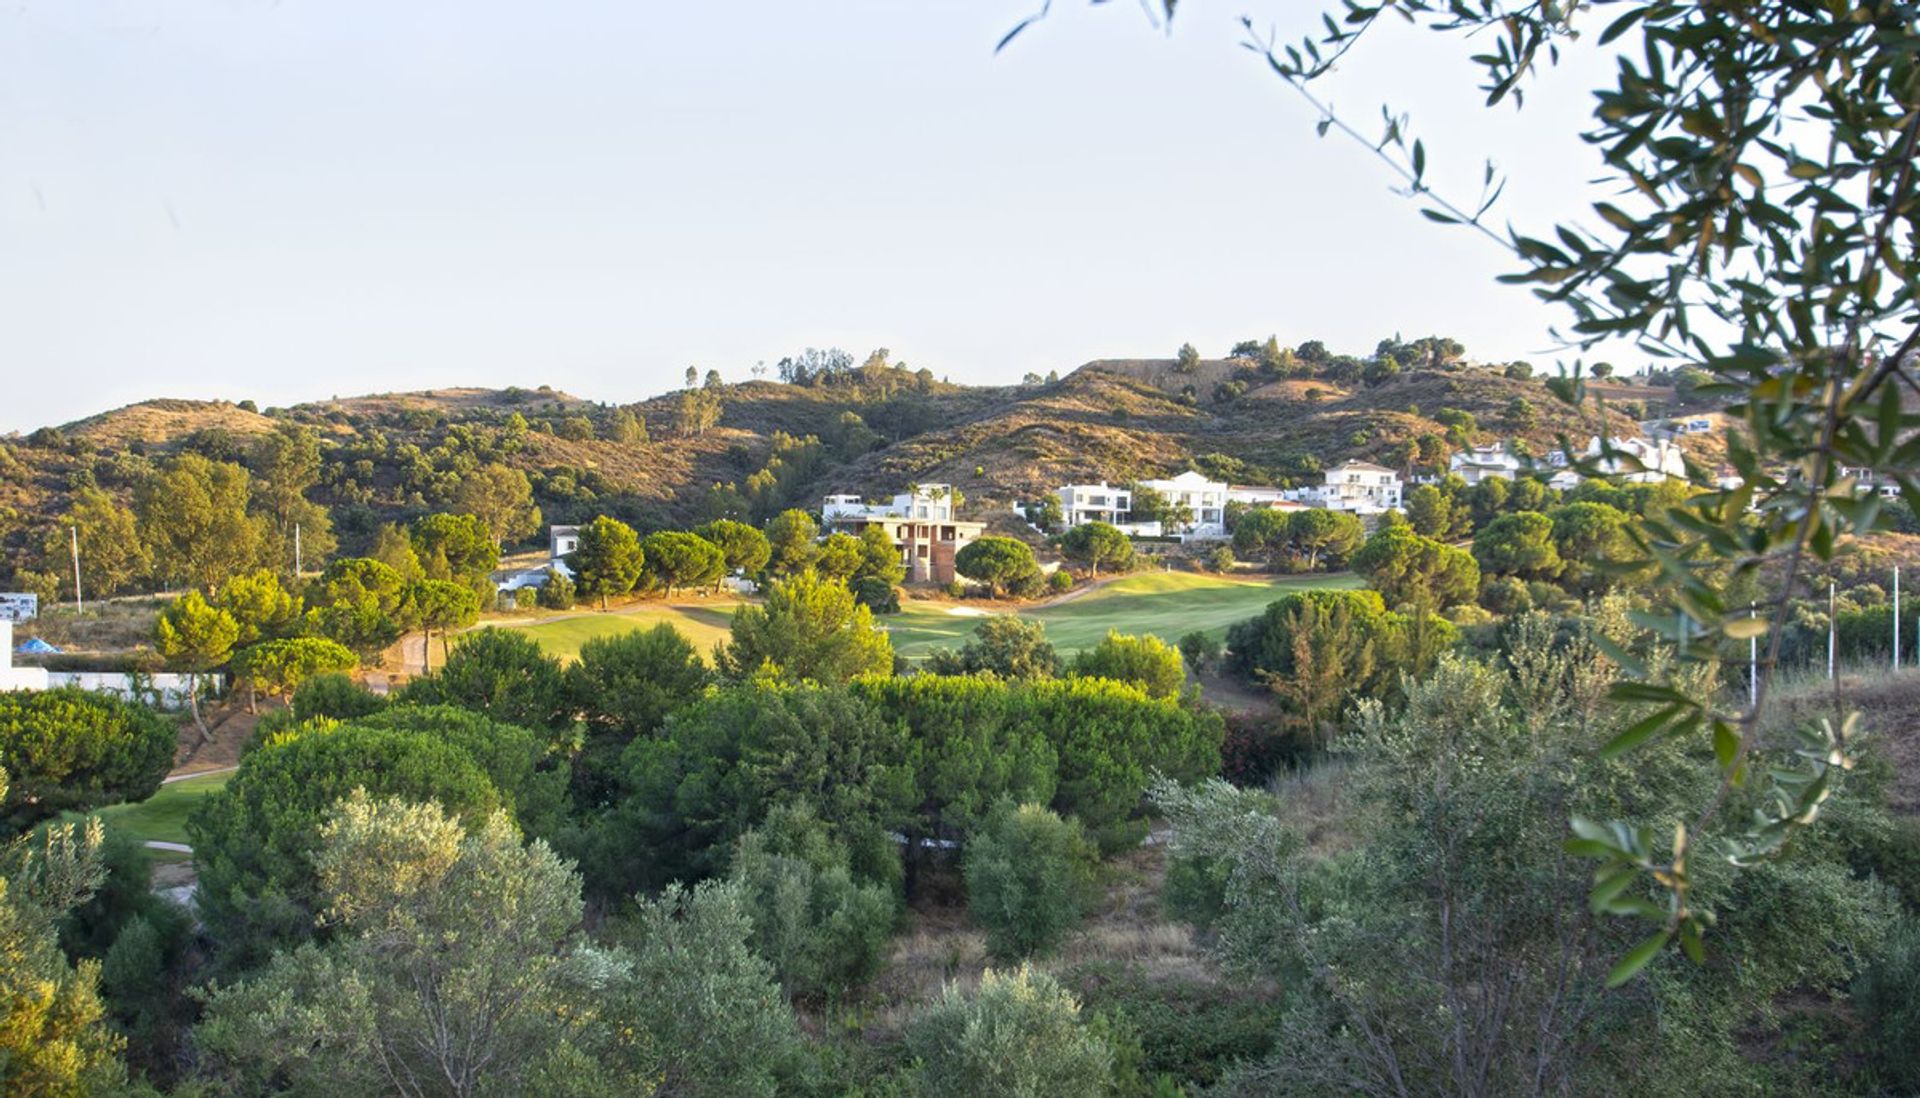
{"left": 1242, "top": 0, "right": 1920, "bottom": 972}
{"left": 1150, "top": 634, "right": 1896, "bottom": 1095}
{"left": 1019, "top": 0, "right": 1920, "bottom": 966}
{"left": 186, "top": 718, "right": 512, "bottom": 966}
{"left": 195, "top": 793, "right": 609, "bottom": 1098}
{"left": 963, "top": 801, "right": 1098, "bottom": 960}
{"left": 0, "top": 770, "right": 127, "bottom": 1097}
{"left": 908, "top": 965, "right": 1116, "bottom": 1098}
{"left": 726, "top": 801, "right": 898, "bottom": 1001}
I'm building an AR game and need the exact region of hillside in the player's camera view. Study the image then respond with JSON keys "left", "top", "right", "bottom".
{"left": 0, "top": 351, "right": 1681, "bottom": 578}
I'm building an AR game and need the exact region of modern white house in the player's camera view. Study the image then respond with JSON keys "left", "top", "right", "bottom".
{"left": 1448, "top": 444, "right": 1524, "bottom": 486}
{"left": 1302, "top": 461, "right": 1404, "bottom": 514}
{"left": 497, "top": 524, "right": 580, "bottom": 594}
{"left": 1585, "top": 436, "right": 1687, "bottom": 483}
{"left": 821, "top": 484, "right": 985, "bottom": 584}
{"left": 1139, "top": 471, "right": 1230, "bottom": 539}
{"left": 1055, "top": 482, "right": 1133, "bottom": 527}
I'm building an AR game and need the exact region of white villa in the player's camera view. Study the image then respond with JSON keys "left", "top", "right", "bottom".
{"left": 1299, "top": 460, "right": 1404, "bottom": 514}
{"left": 1449, "top": 444, "right": 1524, "bottom": 486}
{"left": 497, "top": 524, "right": 580, "bottom": 594}
{"left": 1585, "top": 436, "right": 1686, "bottom": 483}
{"left": 1139, "top": 471, "right": 1230, "bottom": 539}
{"left": 1055, "top": 482, "right": 1132, "bottom": 527}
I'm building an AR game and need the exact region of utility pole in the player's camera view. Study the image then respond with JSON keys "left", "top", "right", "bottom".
{"left": 70, "top": 525, "right": 82, "bottom": 615}
{"left": 1828, "top": 581, "right": 1837, "bottom": 680}
{"left": 295, "top": 522, "right": 303, "bottom": 576}
{"left": 1896, "top": 567, "right": 1902, "bottom": 672}
{"left": 1749, "top": 602, "right": 1757, "bottom": 710}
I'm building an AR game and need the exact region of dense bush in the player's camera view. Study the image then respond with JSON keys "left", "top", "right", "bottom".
{"left": 536, "top": 568, "right": 575, "bottom": 610}
{"left": 1070, "top": 630, "right": 1186, "bottom": 699}
{"left": 1177, "top": 630, "right": 1222, "bottom": 675}
{"left": 187, "top": 718, "right": 512, "bottom": 965}
{"left": 0, "top": 687, "right": 176, "bottom": 833}
{"left": 728, "top": 802, "right": 898, "bottom": 1000}
{"left": 592, "top": 682, "right": 916, "bottom": 897}
{"left": 908, "top": 965, "right": 1115, "bottom": 1098}
{"left": 719, "top": 571, "right": 894, "bottom": 684}
{"left": 849, "top": 574, "right": 901, "bottom": 614}
{"left": 856, "top": 674, "right": 1221, "bottom": 852}
{"left": 924, "top": 616, "right": 1061, "bottom": 680}
{"left": 290, "top": 672, "right": 386, "bottom": 723}
{"left": 396, "top": 627, "right": 570, "bottom": 731}
{"left": 1067, "top": 961, "right": 1281, "bottom": 1090}
{"left": 964, "top": 801, "right": 1098, "bottom": 959}
{"left": 1855, "top": 919, "right": 1920, "bottom": 1092}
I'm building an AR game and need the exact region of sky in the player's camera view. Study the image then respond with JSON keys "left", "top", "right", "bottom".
{"left": 0, "top": 1, "right": 1625, "bottom": 433}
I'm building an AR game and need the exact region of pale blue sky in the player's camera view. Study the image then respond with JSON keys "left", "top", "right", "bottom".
{"left": 0, "top": 1, "right": 1619, "bottom": 432}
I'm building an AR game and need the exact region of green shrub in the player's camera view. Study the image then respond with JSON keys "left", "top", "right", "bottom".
{"left": 728, "top": 803, "right": 898, "bottom": 1000}
{"left": 0, "top": 687, "right": 176, "bottom": 833}
{"left": 944, "top": 580, "right": 967, "bottom": 599}
{"left": 1176, "top": 631, "right": 1221, "bottom": 676}
{"left": 851, "top": 575, "right": 901, "bottom": 615}
{"left": 186, "top": 713, "right": 538, "bottom": 966}
{"left": 908, "top": 965, "right": 1115, "bottom": 1098}
{"left": 964, "top": 802, "right": 1097, "bottom": 959}
{"left": 514, "top": 586, "right": 538, "bottom": 610}
{"left": 396, "top": 628, "right": 569, "bottom": 730}
{"left": 1071, "top": 631, "right": 1186, "bottom": 699}
{"left": 923, "top": 616, "right": 1061, "bottom": 680}
{"left": 537, "top": 569, "right": 576, "bottom": 610}
{"left": 290, "top": 672, "right": 385, "bottom": 723}
{"left": 1048, "top": 570, "right": 1075, "bottom": 594}
{"left": 1478, "top": 575, "right": 1532, "bottom": 615}
{"left": 1856, "top": 918, "right": 1920, "bottom": 1091}
{"left": 1068, "top": 961, "right": 1281, "bottom": 1090}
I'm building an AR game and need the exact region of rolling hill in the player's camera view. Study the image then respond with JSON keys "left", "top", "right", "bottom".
{"left": 0, "top": 347, "right": 1690, "bottom": 579}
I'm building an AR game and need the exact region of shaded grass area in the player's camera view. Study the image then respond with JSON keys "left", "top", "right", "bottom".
{"left": 497, "top": 602, "right": 740, "bottom": 663}
{"left": 886, "top": 571, "right": 1363, "bottom": 659}
{"left": 95, "top": 771, "right": 231, "bottom": 846}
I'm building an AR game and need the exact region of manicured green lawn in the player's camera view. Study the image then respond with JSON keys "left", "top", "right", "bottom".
{"left": 886, "top": 571, "right": 1363, "bottom": 659}
{"left": 96, "top": 771, "right": 231, "bottom": 846}
{"left": 499, "top": 573, "right": 1359, "bottom": 666}
{"left": 500, "top": 602, "right": 741, "bottom": 663}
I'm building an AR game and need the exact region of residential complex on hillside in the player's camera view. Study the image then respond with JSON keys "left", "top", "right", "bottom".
{"left": 821, "top": 484, "right": 985, "bottom": 584}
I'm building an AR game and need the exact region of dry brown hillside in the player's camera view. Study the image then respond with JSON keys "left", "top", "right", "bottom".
{"left": 64, "top": 399, "right": 279, "bottom": 447}
{"left": 0, "top": 359, "right": 1687, "bottom": 576}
